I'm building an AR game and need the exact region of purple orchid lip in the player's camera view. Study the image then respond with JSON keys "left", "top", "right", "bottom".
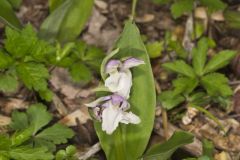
{"left": 111, "top": 94, "right": 125, "bottom": 106}
{"left": 105, "top": 59, "right": 121, "bottom": 73}
{"left": 123, "top": 57, "right": 145, "bottom": 69}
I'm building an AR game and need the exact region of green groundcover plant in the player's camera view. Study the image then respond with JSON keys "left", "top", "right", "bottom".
{"left": 159, "top": 37, "right": 237, "bottom": 110}
{"left": 0, "top": 103, "right": 75, "bottom": 160}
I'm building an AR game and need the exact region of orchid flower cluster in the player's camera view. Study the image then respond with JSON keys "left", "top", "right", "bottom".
{"left": 86, "top": 57, "right": 145, "bottom": 134}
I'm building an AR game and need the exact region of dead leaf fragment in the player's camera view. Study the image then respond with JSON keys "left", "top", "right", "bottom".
{"left": 59, "top": 108, "right": 90, "bottom": 126}
{"left": 0, "top": 115, "right": 11, "bottom": 126}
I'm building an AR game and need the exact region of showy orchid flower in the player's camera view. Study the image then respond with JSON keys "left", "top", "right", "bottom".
{"left": 105, "top": 58, "right": 145, "bottom": 99}
{"left": 86, "top": 94, "right": 141, "bottom": 134}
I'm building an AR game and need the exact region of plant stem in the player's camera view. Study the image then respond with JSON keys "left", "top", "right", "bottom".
{"left": 162, "top": 109, "right": 169, "bottom": 140}
{"left": 131, "top": 0, "right": 138, "bottom": 21}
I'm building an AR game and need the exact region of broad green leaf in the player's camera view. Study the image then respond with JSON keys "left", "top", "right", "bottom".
{"left": 0, "top": 0, "right": 21, "bottom": 29}
{"left": 40, "top": 0, "right": 94, "bottom": 42}
{"left": 143, "top": 131, "right": 194, "bottom": 160}
{"left": 0, "top": 135, "right": 11, "bottom": 150}
{"left": 173, "top": 77, "right": 199, "bottom": 95}
{"left": 27, "top": 103, "right": 52, "bottom": 134}
{"left": 96, "top": 21, "right": 156, "bottom": 160}
{"left": 158, "top": 91, "right": 185, "bottom": 110}
{"left": 69, "top": 63, "right": 92, "bottom": 82}
{"left": 0, "top": 73, "right": 18, "bottom": 93}
{"left": 192, "top": 38, "right": 208, "bottom": 76}
{"left": 201, "top": 73, "right": 232, "bottom": 97}
{"left": 9, "top": 146, "right": 53, "bottom": 160}
{"left": 36, "top": 124, "right": 74, "bottom": 144}
{"left": 171, "top": 0, "right": 194, "bottom": 19}
{"left": 10, "top": 111, "right": 28, "bottom": 130}
{"left": 5, "top": 25, "right": 37, "bottom": 59}
{"left": 204, "top": 50, "right": 237, "bottom": 74}
{"left": 146, "top": 41, "right": 163, "bottom": 58}
{"left": 200, "top": 0, "right": 227, "bottom": 13}
{"left": 7, "top": 0, "right": 22, "bottom": 9}
{"left": 48, "top": 0, "right": 65, "bottom": 12}
{"left": 16, "top": 62, "right": 49, "bottom": 91}
{"left": 0, "top": 155, "right": 9, "bottom": 160}
{"left": 163, "top": 60, "right": 195, "bottom": 78}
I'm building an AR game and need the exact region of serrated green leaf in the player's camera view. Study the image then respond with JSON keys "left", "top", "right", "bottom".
{"left": 11, "top": 127, "right": 34, "bottom": 147}
{"left": 83, "top": 46, "right": 105, "bottom": 71}
{"left": 0, "top": 134, "right": 11, "bottom": 150}
{"left": 173, "top": 77, "right": 198, "bottom": 95}
{"left": 204, "top": 50, "right": 237, "bottom": 74}
{"left": 66, "top": 145, "right": 76, "bottom": 156}
{"left": 16, "top": 62, "right": 49, "bottom": 91}
{"left": 10, "top": 111, "right": 28, "bottom": 131}
{"left": 36, "top": 124, "right": 74, "bottom": 144}
{"left": 201, "top": 73, "right": 232, "bottom": 97}
{"left": 69, "top": 63, "right": 92, "bottom": 82}
{"left": 143, "top": 131, "right": 194, "bottom": 160}
{"left": 158, "top": 91, "right": 185, "bottom": 110}
{"left": 0, "top": 0, "right": 21, "bottom": 29}
{"left": 200, "top": 0, "right": 227, "bottom": 13}
{"left": 34, "top": 138, "right": 56, "bottom": 152}
{"left": 5, "top": 25, "right": 37, "bottom": 58}
{"left": 9, "top": 146, "right": 53, "bottom": 160}
{"left": 39, "top": 88, "right": 54, "bottom": 102}
{"left": 0, "top": 73, "right": 18, "bottom": 92}
{"left": 192, "top": 38, "right": 208, "bottom": 76}
{"left": 40, "top": 0, "right": 94, "bottom": 42}
{"left": 96, "top": 21, "right": 156, "bottom": 160}
{"left": 163, "top": 60, "right": 196, "bottom": 78}
{"left": 27, "top": 103, "right": 52, "bottom": 134}
{"left": 171, "top": 0, "right": 194, "bottom": 19}
{"left": 146, "top": 41, "right": 163, "bottom": 58}
{"left": 188, "top": 92, "right": 210, "bottom": 107}
{"left": 0, "top": 51, "right": 13, "bottom": 69}
{"left": 168, "top": 40, "right": 188, "bottom": 59}
{"left": 55, "top": 150, "right": 67, "bottom": 160}
{"left": 31, "top": 40, "right": 55, "bottom": 62}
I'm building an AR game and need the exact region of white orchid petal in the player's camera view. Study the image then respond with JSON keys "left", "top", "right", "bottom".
{"left": 105, "top": 60, "right": 121, "bottom": 74}
{"left": 105, "top": 72, "right": 121, "bottom": 92}
{"left": 123, "top": 58, "right": 145, "bottom": 69}
{"left": 116, "top": 70, "right": 132, "bottom": 99}
{"left": 85, "top": 96, "right": 111, "bottom": 107}
{"left": 105, "top": 70, "right": 132, "bottom": 99}
{"left": 120, "top": 112, "right": 141, "bottom": 124}
{"left": 102, "top": 103, "right": 123, "bottom": 134}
